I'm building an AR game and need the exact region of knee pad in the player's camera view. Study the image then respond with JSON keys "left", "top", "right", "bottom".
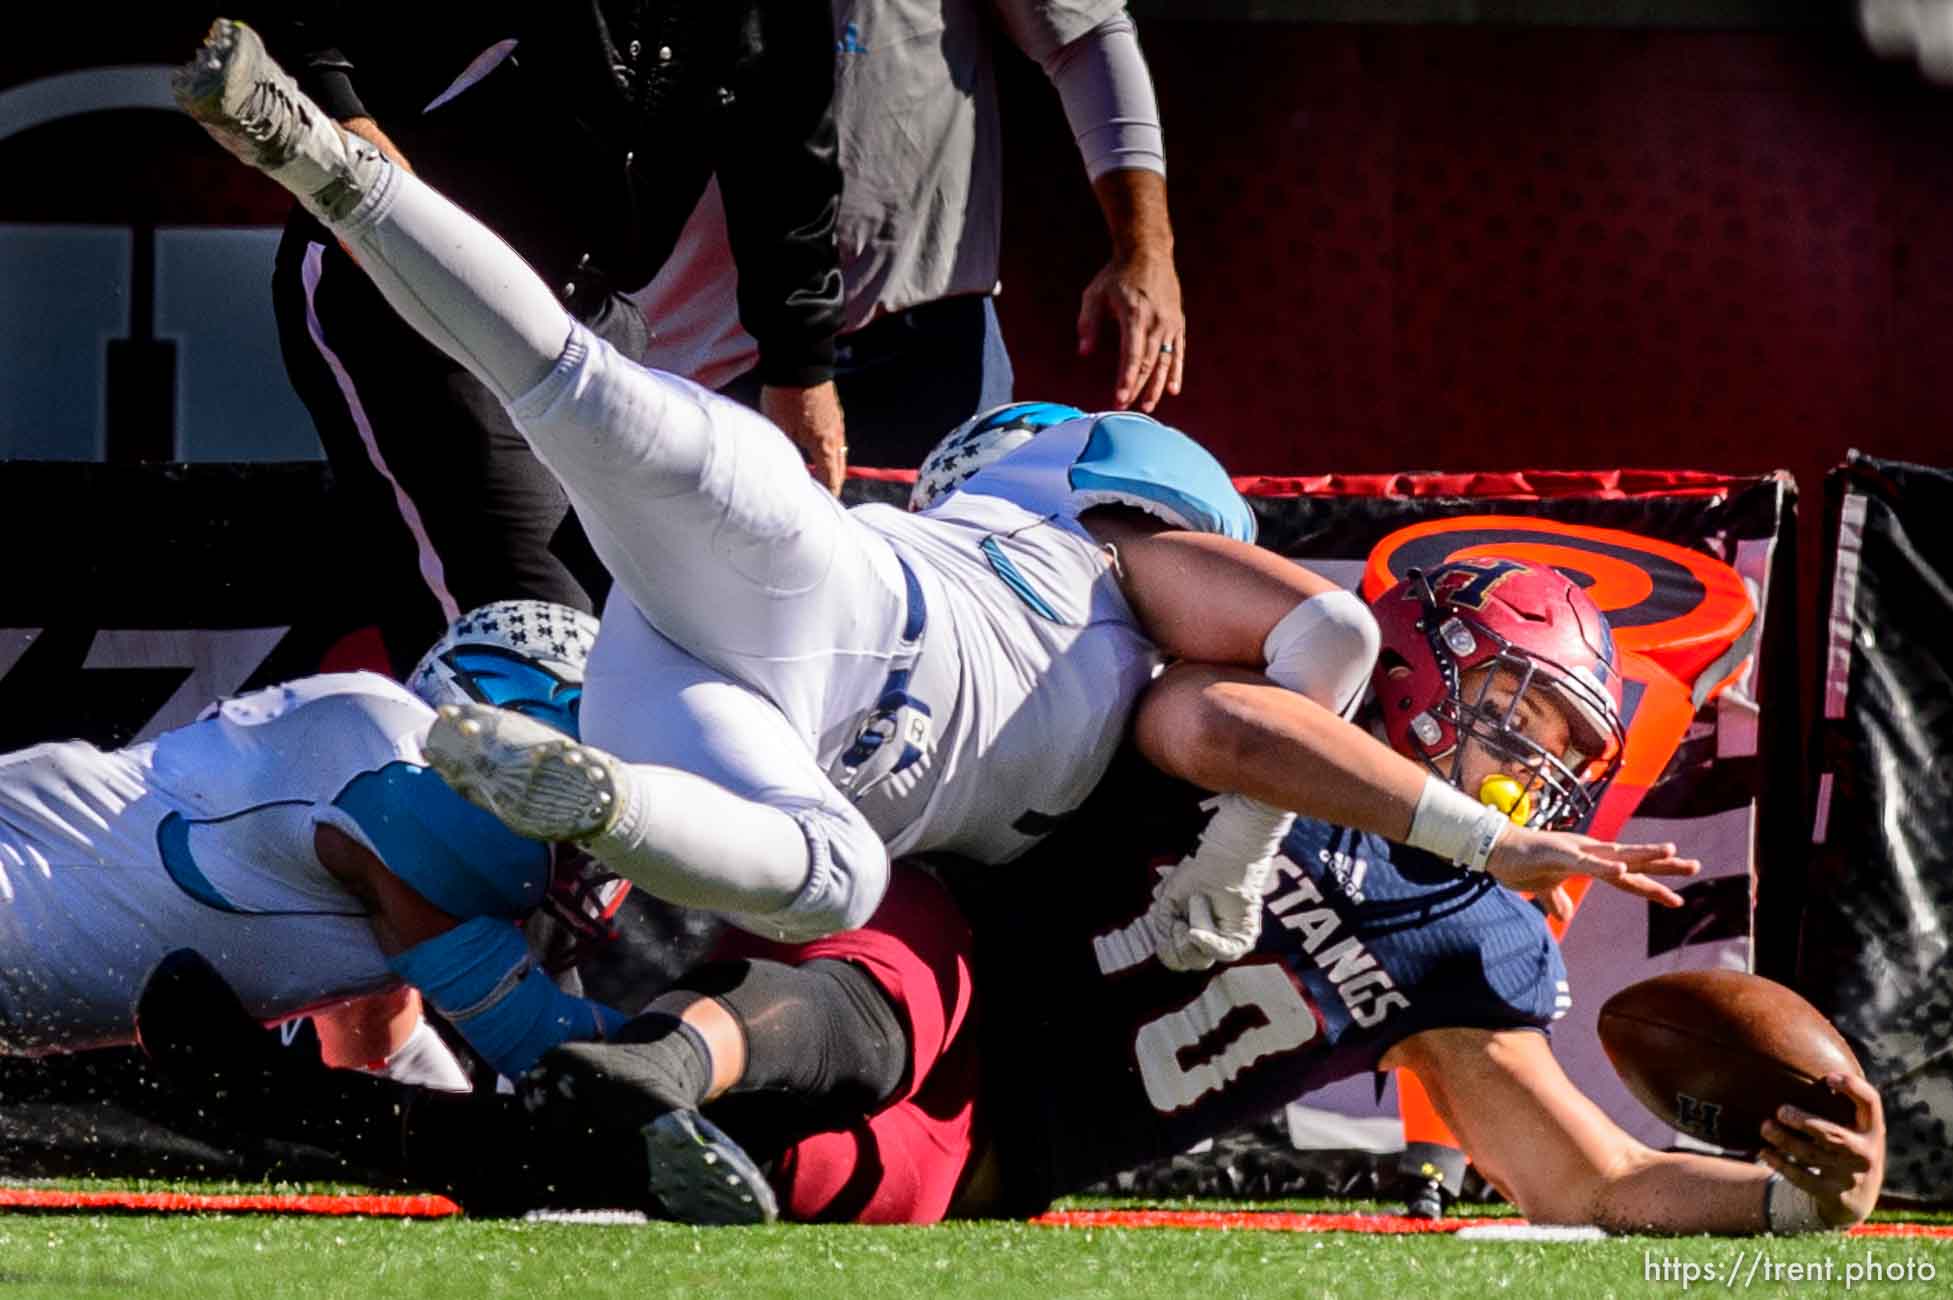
{"left": 1263, "top": 589, "right": 1380, "bottom": 719}
{"left": 732, "top": 803, "right": 890, "bottom": 942}
{"left": 677, "top": 958, "right": 908, "bottom": 1112}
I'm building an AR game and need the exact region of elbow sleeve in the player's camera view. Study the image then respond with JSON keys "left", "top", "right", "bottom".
{"left": 1263, "top": 589, "right": 1380, "bottom": 720}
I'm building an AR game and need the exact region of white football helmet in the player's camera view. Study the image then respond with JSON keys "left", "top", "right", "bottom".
{"left": 407, "top": 600, "right": 599, "bottom": 739}
{"left": 908, "top": 400, "right": 1085, "bottom": 512}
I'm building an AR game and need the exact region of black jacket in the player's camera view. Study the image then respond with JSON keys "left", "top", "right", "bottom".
{"left": 255, "top": 3, "right": 844, "bottom": 385}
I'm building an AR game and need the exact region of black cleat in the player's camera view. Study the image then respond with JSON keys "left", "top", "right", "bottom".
{"left": 134, "top": 947, "right": 407, "bottom": 1178}
{"left": 134, "top": 948, "right": 297, "bottom": 1129}
{"left": 524, "top": 1038, "right": 777, "bottom": 1225}
{"left": 642, "top": 1110, "right": 779, "bottom": 1226}
{"left": 1397, "top": 1141, "right": 1468, "bottom": 1221}
{"left": 1403, "top": 1176, "right": 1448, "bottom": 1221}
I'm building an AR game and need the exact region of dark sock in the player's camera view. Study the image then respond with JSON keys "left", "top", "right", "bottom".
{"left": 495, "top": 958, "right": 911, "bottom": 1205}
{"left": 610, "top": 1004, "right": 717, "bottom": 1107}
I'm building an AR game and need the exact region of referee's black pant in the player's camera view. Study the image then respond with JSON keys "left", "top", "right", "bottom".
{"left": 271, "top": 215, "right": 637, "bottom": 675}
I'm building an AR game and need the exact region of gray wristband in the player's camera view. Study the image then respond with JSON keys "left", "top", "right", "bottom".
{"left": 1763, "top": 1172, "right": 1829, "bottom": 1234}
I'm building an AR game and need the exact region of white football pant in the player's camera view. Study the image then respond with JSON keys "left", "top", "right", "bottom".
{"left": 326, "top": 163, "right": 899, "bottom": 938}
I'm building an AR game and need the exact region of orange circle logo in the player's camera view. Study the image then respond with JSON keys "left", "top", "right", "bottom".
{"left": 1363, "top": 515, "right": 1753, "bottom": 689}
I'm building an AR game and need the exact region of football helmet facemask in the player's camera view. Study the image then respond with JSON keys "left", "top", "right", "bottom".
{"left": 1370, "top": 558, "right": 1627, "bottom": 831}
{"left": 536, "top": 846, "right": 632, "bottom": 974}
{"left": 408, "top": 600, "right": 598, "bottom": 740}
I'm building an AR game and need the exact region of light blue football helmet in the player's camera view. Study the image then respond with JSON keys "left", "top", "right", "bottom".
{"left": 908, "top": 400, "right": 1086, "bottom": 512}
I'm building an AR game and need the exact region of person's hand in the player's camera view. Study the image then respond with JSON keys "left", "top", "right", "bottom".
{"left": 1759, "top": 1072, "right": 1886, "bottom": 1229}
{"left": 1146, "top": 848, "right": 1273, "bottom": 972}
{"left": 1077, "top": 250, "right": 1185, "bottom": 412}
{"left": 1484, "top": 827, "right": 1700, "bottom": 922}
{"left": 761, "top": 380, "right": 847, "bottom": 495}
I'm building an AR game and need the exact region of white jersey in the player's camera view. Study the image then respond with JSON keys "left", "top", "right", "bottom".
{"left": 850, "top": 492, "right": 1162, "bottom": 864}
{"left": 0, "top": 673, "right": 431, "bottom": 1054}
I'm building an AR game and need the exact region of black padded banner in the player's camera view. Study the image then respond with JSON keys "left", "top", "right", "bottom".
{"left": 0, "top": 463, "right": 359, "bottom": 751}
{"left": 1801, "top": 452, "right": 1953, "bottom": 1203}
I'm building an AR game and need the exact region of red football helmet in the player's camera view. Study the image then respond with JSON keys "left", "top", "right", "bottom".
{"left": 1370, "top": 558, "right": 1626, "bottom": 831}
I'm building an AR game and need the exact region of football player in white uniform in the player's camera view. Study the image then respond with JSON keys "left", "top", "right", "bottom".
{"left": 0, "top": 601, "right": 624, "bottom": 1085}
{"left": 174, "top": 21, "right": 1698, "bottom": 954}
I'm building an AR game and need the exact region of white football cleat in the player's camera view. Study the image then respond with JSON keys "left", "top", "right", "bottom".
{"left": 171, "top": 18, "right": 382, "bottom": 219}
{"left": 425, "top": 702, "right": 626, "bottom": 844}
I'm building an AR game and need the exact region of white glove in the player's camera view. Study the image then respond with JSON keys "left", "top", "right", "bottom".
{"left": 1146, "top": 794, "right": 1294, "bottom": 973}
{"left": 1149, "top": 857, "right": 1272, "bottom": 971}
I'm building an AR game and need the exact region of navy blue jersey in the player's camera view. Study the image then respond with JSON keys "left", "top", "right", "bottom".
{"left": 958, "top": 755, "right": 1568, "bottom": 1211}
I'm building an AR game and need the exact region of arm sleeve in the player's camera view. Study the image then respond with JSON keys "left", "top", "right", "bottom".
{"left": 1038, "top": 13, "right": 1166, "bottom": 181}
{"left": 1353, "top": 851, "right": 1569, "bottom": 1072}
{"left": 716, "top": 0, "right": 846, "bottom": 387}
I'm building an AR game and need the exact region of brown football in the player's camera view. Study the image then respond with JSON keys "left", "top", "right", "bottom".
{"left": 1597, "top": 970, "right": 1863, "bottom": 1152}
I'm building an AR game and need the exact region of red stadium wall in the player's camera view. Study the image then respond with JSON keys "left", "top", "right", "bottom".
{"left": 14, "top": 16, "right": 1947, "bottom": 488}
{"left": 995, "top": 21, "right": 1953, "bottom": 695}
{"left": 1003, "top": 22, "right": 1949, "bottom": 479}
{"left": 8, "top": 18, "right": 1949, "bottom": 498}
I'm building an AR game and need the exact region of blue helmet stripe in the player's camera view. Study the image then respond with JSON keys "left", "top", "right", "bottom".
{"left": 440, "top": 646, "right": 583, "bottom": 738}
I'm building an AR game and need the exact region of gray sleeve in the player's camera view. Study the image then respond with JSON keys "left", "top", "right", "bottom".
{"left": 991, "top": 0, "right": 1127, "bottom": 62}
{"left": 1025, "top": 11, "right": 1167, "bottom": 181}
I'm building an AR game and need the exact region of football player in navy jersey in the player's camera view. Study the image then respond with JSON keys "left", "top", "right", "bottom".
{"left": 137, "top": 563, "right": 1883, "bottom": 1234}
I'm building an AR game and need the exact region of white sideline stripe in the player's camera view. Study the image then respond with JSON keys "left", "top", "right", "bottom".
{"left": 521, "top": 1209, "right": 650, "bottom": 1226}
{"left": 1455, "top": 1224, "right": 1607, "bottom": 1241}
{"left": 0, "top": 67, "right": 173, "bottom": 145}
{"left": 302, "top": 241, "right": 459, "bottom": 623}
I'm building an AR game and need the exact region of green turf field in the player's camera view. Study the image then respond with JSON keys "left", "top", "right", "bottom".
{"left": 2, "top": 1190, "right": 1948, "bottom": 1300}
